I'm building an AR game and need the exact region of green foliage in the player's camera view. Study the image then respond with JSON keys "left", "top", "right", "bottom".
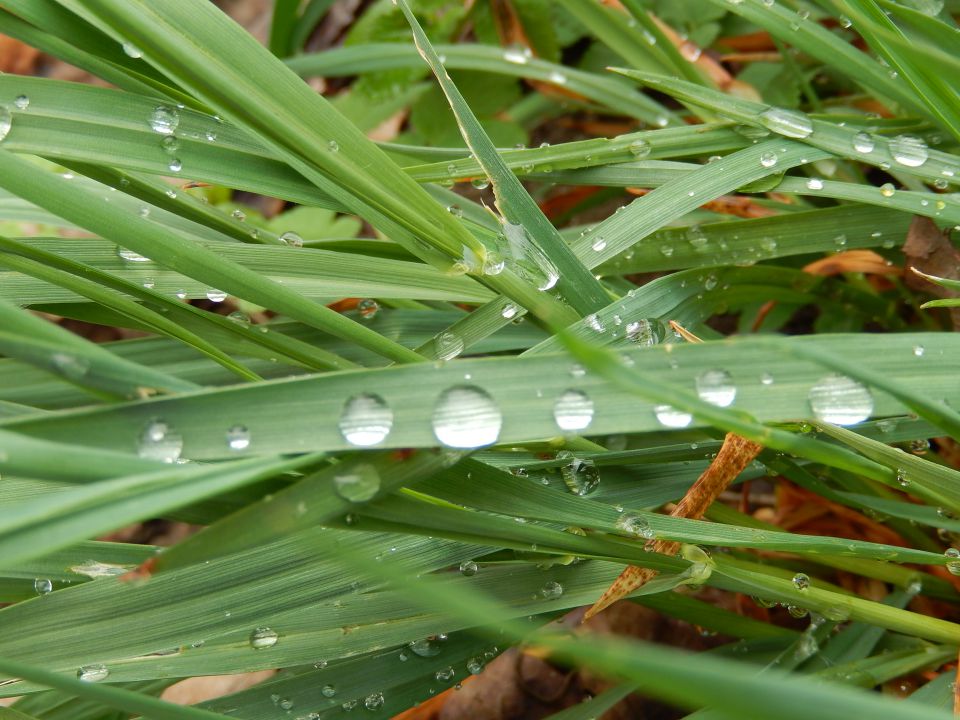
{"left": 0, "top": 0, "right": 958, "bottom": 718}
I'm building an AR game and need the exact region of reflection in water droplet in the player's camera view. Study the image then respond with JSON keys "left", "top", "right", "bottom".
{"left": 559, "top": 453, "right": 600, "bottom": 496}
{"left": 500, "top": 221, "right": 559, "bottom": 291}
{"left": 334, "top": 463, "right": 381, "bottom": 502}
{"left": 540, "top": 581, "right": 563, "bottom": 598}
{"left": 629, "top": 138, "right": 651, "bottom": 158}
{"left": 249, "top": 627, "right": 279, "bottom": 649}
{"left": 432, "top": 386, "right": 502, "bottom": 448}
{"left": 852, "top": 131, "right": 874, "bottom": 154}
{"left": 655, "top": 404, "right": 692, "bottom": 428}
{"left": 792, "top": 573, "right": 810, "bottom": 590}
{"left": 553, "top": 389, "right": 594, "bottom": 432}
{"left": 34, "top": 578, "right": 53, "bottom": 595}
{"left": 138, "top": 419, "right": 183, "bottom": 463}
{"left": 759, "top": 152, "right": 778, "bottom": 168}
{"left": 696, "top": 369, "right": 736, "bottom": 407}
{"left": 626, "top": 318, "right": 665, "bottom": 346}
{"left": 459, "top": 560, "right": 478, "bottom": 577}
{"left": 226, "top": 424, "right": 250, "bottom": 451}
{"left": 435, "top": 331, "right": 464, "bottom": 361}
{"left": 808, "top": 375, "right": 873, "bottom": 425}
{"left": 149, "top": 105, "right": 179, "bottom": 135}
{"left": 503, "top": 45, "right": 531, "bottom": 64}
{"left": 279, "top": 231, "right": 303, "bottom": 248}
{"left": 759, "top": 107, "right": 813, "bottom": 138}
{"left": 889, "top": 135, "right": 928, "bottom": 167}
{"left": 77, "top": 664, "right": 109, "bottom": 682}
{"left": 617, "top": 512, "right": 655, "bottom": 539}
{"left": 339, "top": 393, "right": 393, "bottom": 446}
{"left": 880, "top": 182, "right": 895, "bottom": 197}
{"left": 357, "top": 298, "right": 379, "bottom": 319}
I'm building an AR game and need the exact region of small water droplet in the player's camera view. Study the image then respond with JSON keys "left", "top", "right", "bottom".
{"left": 459, "top": 560, "right": 478, "bottom": 577}
{"left": 321, "top": 684, "right": 336, "bottom": 698}
{"left": 467, "top": 657, "right": 484, "bottom": 674}
{"left": 339, "top": 393, "right": 393, "bottom": 447}
{"left": 77, "top": 664, "right": 109, "bottom": 682}
{"left": 2, "top": 107, "right": 16, "bottom": 141}
{"left": 591, "top": 236, "right": 606, "bottom": 252}
{"left": 696, "top": 369, "right": 736, "bottom": 407}
{"left": 432, "top": 386, "right": 501, "bottom": 448}
{"left": 436, "top": 666, "right": 455, "bottom": 682}
{"left": 226, "top": 424, "right": 250, "bottom": 451}
{"left": 628, "top": 138, "right": 651, "bottom": 158}
{"left": 409, "top": 636, "right": 445, "bottom": 657}
{"left": 34, "top": 578, "right": 52, "bottom": 595}
{"left": 617, "top": 511, "right": 655, "bottom": 539}
{"left": 356, "top": 298, "right": 379, "bottom": 320}
{"left": 913, "top": 345, "right": 925, "bottom": 357}
{"left": 759, "top": 107, "right": 813, "bottom": 138}
{"left": 559, "top": 453, "right": 600, "bottom": 495}
{"left": 655, "top": 404, "right": 692, "bottom": 428}
{"left": 117, "top": 246, "right": 150, "bottom": 262}
{"left": 227, "top": 311, "right": 250, "bottom": 326}
{"left": 759, "top": 152, "right": 778, "bottom": 168}
{"left": 122, "top": 41, "right": 142, "bottom": 58}
{"left": 334, "top": 463, "right": 381, "bottom": 502}
{"left": 435, "top": 331, "right": 464, "bottom": 361}
{"left": 792, "top": 572, "right": 811, "bottom": 590}
{"left": 626, "top": 318, "right": 665, "bottom": 346}
{"left": 278, "top": 231, "right": 303, "bottom": 248}
{"left": 500, "top": 221, "right": 559, "bottom": 291}
{"left": 761, "top": 372, "right": 774, "bottom": 386}
{"left": 13, "top": 95, "right": 29, "bottom": 110}
{"left": 149, "top": 105, "right": 179, "bottom": 135}
{"left": 327, "top": 139, "right": 339, "bottom": 152}
{"left": 880, "top": 182, "right": 896, "bottom": 197}
{"left": 503, "top": 44, "right": 531, "bottom": 64}
{"left": 548, "top": 70, "right": 567, "bottom": 85}
{"left": 553, "top": 389, "right": 594, "bottom": 432}
{"left": 167, "top": 158, "right": 182, "bottom": 173}
{"left": 890, "top": 135, "right": 928, "bottom": 167}
{"left": 540, "top": 580, "right": 563, "bottom": 598}
{"left": 138, "top": 419, "right": 183, "bottom": 463}
{"left": 447, "top": 204, "right": 463, "bottom": 218}
{"left": 897, "top": 468, "right": 910, "bottom": 487}
{"left": 808, "top": 375, "right": 873, "bottom": 425}
{"left": 501, "top": 303, "right": 518, "bottom": 319}
{"left": 249, "top": 627, "right": 279, "bottom": 649}
{"left": 852, "top": 131, "right": 874, "bottom": 154}
{"left": 471, "top": 177, "right": 490, "bottom": 190}
{"left": 806, "top": 178, "right": 824, "bottom": 190}
{"left": 206, "top": 288, "right": 227, "bottom": 302}
{"left": 364, "top": 692, "right": 384, "bottom": 710}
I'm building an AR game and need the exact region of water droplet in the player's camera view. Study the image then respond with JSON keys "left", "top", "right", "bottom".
{"left": 34, "top": 578, "right": 52, "bottom": 595}
{"left": 787, "top": 605, "right": 808, "bottom": 619}
{"left": 272, "top": 231, "right": 304, "bottom": 250}
{"left": 626, "top": 318, "right": 664, "bottom": 346}
{"left": 500, "top": 221, "right": 559, "bottom": 291}
{"left": 409, "top": 636, "right": 445, "bottom": 657}
{"left": 459, "top": 560, "right": 478, "bottom": 577}
{"left": 503, "top": 44, "right": 531, "bottom": 64}
{"left": 230, "top": 208, "right": 246, "bottom": 222}
{"left": 501, "top": 303, "right": 518, "bottom": 319}
{"left": 808, "top": 375, "right": 873, "bottom": 425}
{"left": 628, "top": 138, "right": 651, "bottom": 158}
{"left": 206, "top": 288, "right": 227, "bottom": 302}
{"left": 249, "top": 627, "right": 278, "bottom": 649}
{"left": 617, "top": 512, "right": 655, "bottom": 539}
{"left": 122, "top": 41, "right": 142, "bottom": 58}
{"left": 897, "top": 468, "right": 910, "bottom": 487}
{"left": 435, "top": 331, "right": 464, "bottom": 361}
{"left": 913, "top": 345, "right": 925, "bottom": 357}
{"left": 540, "top": 580, "right": 563, "bottom": 599}
{"left": 467, "top": 657, "right": 484, "bottom": 674}
{"left": 334, "top": 463, "right": 381, "bottom": 503}
{"left": 890, "top": 135, "right": 928, "bottom": 167}
{"left": 149, "top": 105, "right": 179, "bottom": 135}
{"left": 559, "top": 454, "right": 600, "bottom": 495}
{"left": 117, "top": 246, "right": 150, "bottom": 262}
{"left": 591, "top": 237, "right": 606, "bottom": 252}
{"left": 165, "top": 189, "right": 177, "bottom": 199}
{"left": 759, "top": 152, "right": 778, "bottom": 168}
{"left": 585, "top": 313, "right": 604, "bottom": 332}
{"left": 759, "top": 107, "right": 813, "bottom": 138}
{"left": 660, "top": 244, "right": 674, "bottom": 257}
{"left": 880, "top": 182, "right": 895, "bottom": 197}
{"left": 161, "top": 136, "right": 180, "bottom": 156}
{"left": 167, "top": 158, "right": 182, "bottom": 172}
{"left": 655, "top": 404, "right": 692, "bottom": 428}
{"left": 696, "top": 369, "right": 736, "bottom": 407}
{"left": 432, "top": 386, "right": 502, "bottom": 448}
{"left": 13, "top": 95, "right": 29, "bottom": 110}
{"left": 77, "top": 664, "right": 109, "bottom": 682}
{"left": 761, "top": 372, "right": 774, "bottom": 386}
{"left": 447, "top": 204, "right": 463, "bottom": 218}
{"left": 354, "top": 298, "right": 379, "bottom": 320}
{"left": 339, "top": 393, "right": 393, "bottom": 446}
{"left": 553, "top": 389, "right": 594, "bottom": 432}
{"left": 137, "top": 206, "right": 151, "bottom": 219}
{"left": 852, "top": 131, "right": 874, "bottom": 154}
{"left": 364, "top": 692, "right": 384, "bottom": 710}
{"left": 226, "top": 424, "right": 250, "bottom": 451}
{"left": 228, "top": 311, "right": 250, "bottom": 326}
{"left": 138, "top": 419, "right": 183, "bottom": 463}
{"left": 321, "top": 685, "right": 336, "bottom": 698}
{"left": 806, "top": 178, "right": 824, "bottom": 190}
{"left": 471, "top": 177, "right": 490, "bottom": 190}
{"left": 792, "top": 573, "right": 810, "bottom": 590}
{"left": 548, "top": 70, "right": 567, "bottom": 85}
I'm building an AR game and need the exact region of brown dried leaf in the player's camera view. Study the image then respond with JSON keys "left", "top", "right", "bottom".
{"left": 903, "top": 216, "right": 960, "bottom": 329}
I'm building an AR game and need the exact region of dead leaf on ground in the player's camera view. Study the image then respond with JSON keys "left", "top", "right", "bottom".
{"left": 803, "top": 249, "right": 900, "bottom": 277}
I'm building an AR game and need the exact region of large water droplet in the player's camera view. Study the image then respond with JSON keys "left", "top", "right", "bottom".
{"left": 696, "top": 369, "right": 736, "bottom": 407}
{"left": 34, "top": 578, "right": 53, "bottom": 595}
{"left": 333, "top": 463, "right": 381, "bottom": 502}
{"left": 226, "top": 424, "right": 250, "bottom": 451}
{"left": 432, "top": 386, "right": 502, "bottom": 448}
{"left": 759, "top": 152, "right": 778, "bottom": 168}
{"left": 357, "top": 298, "right": 379, "bottom": 319}
{"left": 321, "top": 685, "right": 336, "bottom": 698}
{"left": 249, "top": 627, "right": 279, "bottom": 649}
{"left": 759, "top": 107, "right": 813, "bottom": 138}
{"left": 435, "top": 331, "right": 464, "bottom": 361}
{"left": 890, "top": 135, "right": 928, "bottom": 167}
{"left": 808, "top": 375, "right": 873, "bottom": 425}
{"left": 339, "top": 393, "right": 393, "bottom": 446}
{"left": 500, "top": 221, "right": 560, "bottom": 291}
{"left": 279, "top": 231, "right": 303, "bottom": 248}
{"left": 559, "top": 453, "right": 600, "bottom": 496}
{"left": 409, "top": 636, "right": 445, "bottom": 657}
{"left": 149, "top": 105, "right": 180, "bottom": 135}
{"left": 138, "top": 419, "right": 183, "bottom": 463}
{"left": 77, "top": 664, "right": 109, "bottom": 682}
{"left": 206, "top": 289, "right": 227, "bottom": 302}
{"left": 792, "top": 572, "right": 810, "bottom": 590}
{"left": 553, "top": 389, "right": 594, "bottom": 432}
{"left": 617, "top": 512, "right": 655, "bottom": 539}
{"left": 459, "top": 560, "right": 478, "bottom": 577}
{"left": 629, "top": 138, "right": 651, "bottom": 158}
{"left": 852, "top": 131, "right": 875, "bottom": 154}
{"left": 655, "top": 404, "right": 692, "bottom": 428}
{"left": 626, "top": 318, "right": 665, "bottom": 346}
{"left": 540, "top": 581, "right": 563, "bottom": 598}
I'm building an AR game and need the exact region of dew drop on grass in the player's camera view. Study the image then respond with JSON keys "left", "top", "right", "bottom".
{"left": 591, "top": 236, "right": 606, "bottom": 252}
{"left": 459, "top": 560, "right": 478, "bottom": 577}
{"left": 553, "top": 389, "right": 594, "bottom": 432}
{"left": 559, "top": 454, "right": 600, "bottom": 495}
{"left": 138, "top": 419, "right": 183, "bottom": 463}
{"left": 792, "top": 573, "right": 811, "bottom": 590}
{"left": 696, "top": 369, "right": 736, "bottom": 407}
{"left": 226, "top": 424, "right": 250, "bottom": 451}
{"left": 880, "top": 182, "right": 896, "bottom": 197}
{"left": 808, "top": 375, "right": 873, "bottom": 425}
{"left": 206, "top": 289, "right": 227, "bottom": 302}
{"left": 249, "top": 627, "right": 279, "bottom": 649}
{"left": 540, "top": 581, "right": 563, "bottom": 598}
{"left": 913, "top": 345, "right": 925, "bottom": 357}
{"left": 149, "top": 105, "right": 179, "bottom": 135}
{"left": 333, "top": 463, "right": 381, "bottom": 502}
{"left": 117, "top": 246, "right": 150, "bottom": 262}
{"left": 501, "top": 303, "right": 518, "bottom": 319}
{"left": 34, "top": 578, "right": 52, "bottom": 595}
{"left": 628, "top": 138, "right": 651, "bottom": 158}
{"left": 14, "top": 95, "right": 29, "bottom": 110}
{"left": 467, "top": 657, "right": 484, "bottom": 674}
{"left": 655, "top": 404, "right": 692, "bottom": 428}
{"left": 626, "top": 318, "right": 664, "bottom": 346}
{"left": 122, "top": 41, "right": 143, "bottom": 58}
{"left": 409, "top": 636, "right": 444, "bottom": 657}
{"left": 890, "top": 134, "right": 928, "bottom": 167}
{"left": 321, "top": 685, "right": 336, "bottom": 698}
{"left": 432, "top": 386, "right": 501, "bottom": 448}
{"left": 503, "top": 45, "right": 531, "bottom": 64}
{"left": 759, "top": 107, "right": 813, "bottom": 138}
{"left": 806, "top": 178, "right": 824, "bottom": 190}
{"left": 77, "top": 664, "right": 109, "bottom": 682}
{"left": 548, "top": 71, "right": 567, "bottom": 85}
{"left": 356, "top": 298, "right": 379, "bottom": 320}
{"left": 501, "top": 221, "right": 559, "bottom": 290}
{"left": 435, "top": 331, "right": 464, "bottom": 361}
{"left": 279, "top": 231, "right": 303, "bottom": 247}
{"left": 945, "top": 548, "right": 960, "bottom": 575}
{"left": 364, "top": 693, "right": 384, "bottom": 710}
{"left": 761, "top": 372, "right": 774, "bottom": 386}
{"left": 759, "top": 152, "right": 778, "bottom": 168}
{"left": 339, "top": 393, "right": 393, "bottom": 446}
{"left": 471, "top": 177, "right": 490, "bottom": 190}
{"left": 617, "top": 512, "right": 655, "bottom": 539}
{"left": 436, "top": 666, "right": 455, "bottom": 682}
{"left": 852, "top": 131, "right": 875, "bottom": 154}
